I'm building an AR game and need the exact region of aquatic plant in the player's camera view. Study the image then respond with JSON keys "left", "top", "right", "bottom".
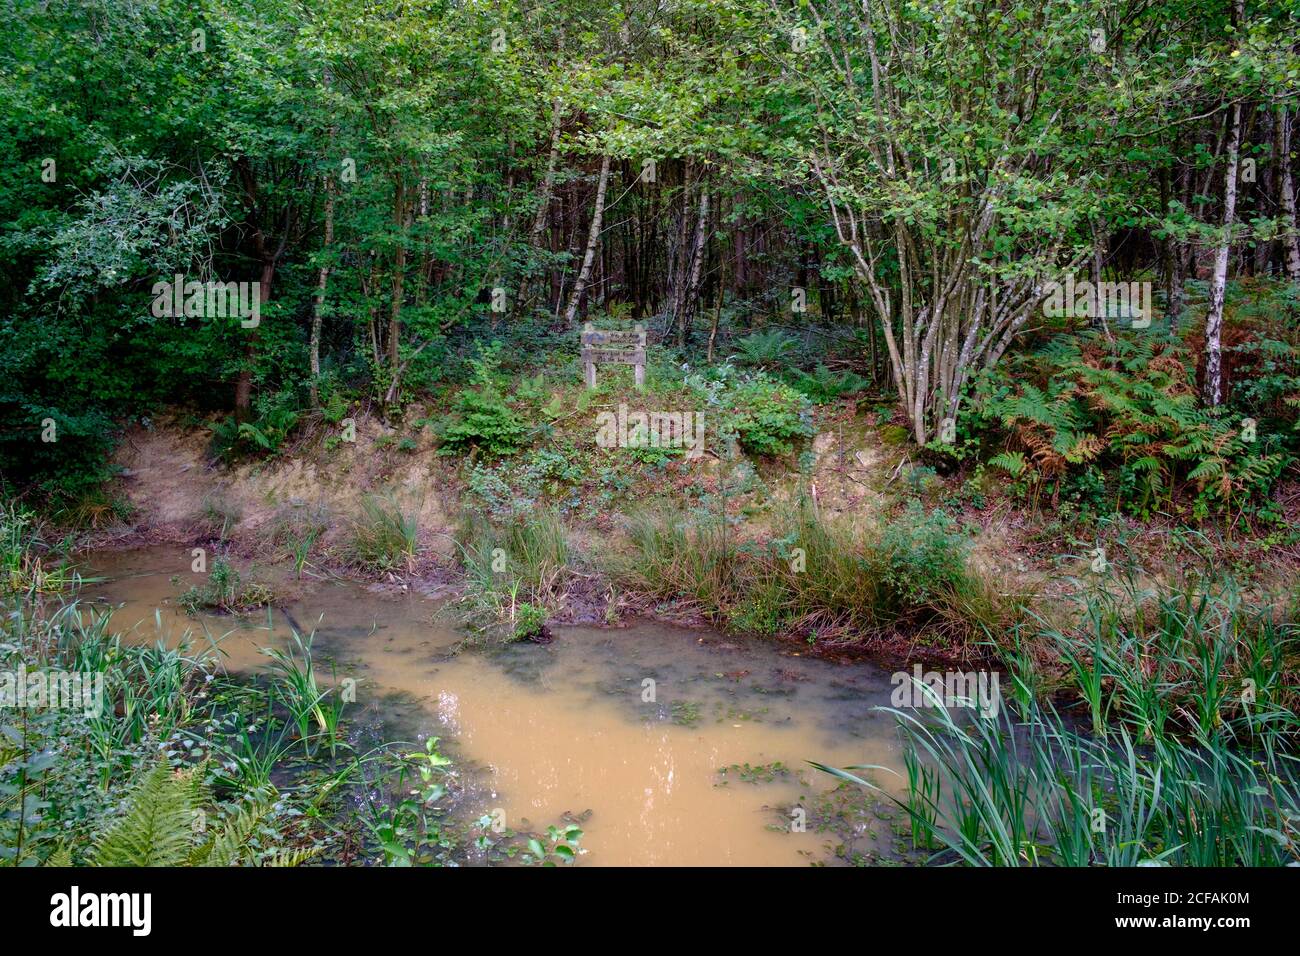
{"left": 818, "top": 573, "right": 1300, "bottom": 866}
{"left": 177, "top": 557, "right": 273, "bottom": 613}
{"left": 262, "top": 629, "right": 348, "bottom": 758}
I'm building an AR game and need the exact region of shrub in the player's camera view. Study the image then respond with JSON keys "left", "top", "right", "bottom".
{"left": 439, "top": 388, "right": 529, "bottom": 457}
{"left": 512, "top": 601, "right": 547, "bottom": 640}
{"left": 720, "top": 375, "right": 813, "bottom": 456}
{"left": 878, "top": 501, "right": 969, "bottom": 608}
{"left": 437, "top": 343, "right": 529, "bottom": 457}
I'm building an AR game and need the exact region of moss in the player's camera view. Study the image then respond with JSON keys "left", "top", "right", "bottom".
{"left": 878, "top": 424, "right": 910, "bottom": 446}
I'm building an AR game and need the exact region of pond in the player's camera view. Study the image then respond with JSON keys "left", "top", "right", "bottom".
{"left": 82, "top": 546, "right": 920, "bottom": 866}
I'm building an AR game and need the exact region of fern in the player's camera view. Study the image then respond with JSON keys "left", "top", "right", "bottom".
{"left": 83, "top": 764, "right": 311, "bottom": 868}
{"left": 44, "top": 845, "right": 73, "bottom": 868}
{"left": 989, "top": 451, "right": 1028, "bottom": 476}
{"left": 192, "top": 796, "right": 270, "bottom": 867}
{"left": 984, "top": 332, "right": 1288, "bottom": 518}
{"left": 90, "top": 764, "right": 201, "bottom": 867}
{"left": 732, "top": 329, "right": 799, "bottom": 367}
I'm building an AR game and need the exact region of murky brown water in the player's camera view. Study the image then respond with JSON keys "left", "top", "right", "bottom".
{"left": 81, "top": 546, "right": 916, "bottom": 866}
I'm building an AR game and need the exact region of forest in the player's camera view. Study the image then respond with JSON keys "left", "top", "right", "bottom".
{"left": 2, "top": 0, "right": 1300, "bottom": 875}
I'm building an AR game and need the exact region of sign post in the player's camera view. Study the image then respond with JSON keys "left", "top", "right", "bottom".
{"left": 581, "top": 322, "right": 646, "bottom": 389}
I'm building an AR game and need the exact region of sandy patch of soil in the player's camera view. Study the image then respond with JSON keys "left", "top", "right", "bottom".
{"left": 109, "top": 412, "right": 457, "bottom": 558}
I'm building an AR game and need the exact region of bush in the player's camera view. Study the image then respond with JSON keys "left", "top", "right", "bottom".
{"left": 720, "top": 375, "right": 813, "bottom": 456}
{"left": 437, "top": 343, "right": 529, "bottom": 457}
{"left": 878, "top": 501, "right": 969, "bottom": 608}
{"left": 439, "top": 388, "right": 529, "bottom": 457}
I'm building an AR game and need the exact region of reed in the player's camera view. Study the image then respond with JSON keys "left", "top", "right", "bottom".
{"left": 818, "top": 570, "right": 1300, "bottom": 866}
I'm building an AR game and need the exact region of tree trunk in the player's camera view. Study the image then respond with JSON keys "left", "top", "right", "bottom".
{"left": 309, "top": 135, "right": 336, "bottom": 409}
{"left": 678, "top": 188, "right": 710, "bottom": 348}
{"left": 1253, "top": 109, "right": 1277, "bottom": 275}
{"left": 519, "top": 100, "right": 563, "bottom": 308}
{"left": 1203, "top": 97, "right": 1242, "bottom": 407}
{"left": 388, "top": 177, "right": 407, "bottom": 372}
{"left": 235, "top": 259, "right": 276, "bottom": 421}
{"left": 382, "top": 179, "right": 415, "bottom": 408}
{"left": 1092, "top": 222, "right": 1114, "bottom": 343}
{"left": 667, "top": 165, "right": 693, "bottom": 335}
{"left": 707, "top": 257, "right": 724, "bottom": 363}
{"left": 1280, "top": 107, "right": 1300, "bottom": 281}
{"left": 563, "top": 154, "right": 611, "bottom": 327}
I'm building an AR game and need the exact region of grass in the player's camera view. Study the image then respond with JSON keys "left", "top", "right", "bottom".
{"left": 197, "top": 494, "right": 242, "bottom": 541}
{"left": 612, "top": 500, "right": 1027, "bottom": 650}
{"left": 262, "top": 628, "right": 348, "bottom": 758}
{"left": 347, "top": 493, "right": 420, "bottom": 572}
{"left": 1, "top": 504, "right": 81, "bottom": 596}
{"left": 177, "top": 557, "right": 274, "bottom": 613}
{"left": 1036, "top": 564, "right": 1299, "bottom": 741}
{"left": 822, "top": 689, "right": 1300, "bottom": 866}
{"left": 450, "top": 509, "right": 571, "bottom": 641}
{"left": 269, "top": 507, "right": 328, "bottom": 579}
{"left": 817, "top": 562, "right": 1300, "bottom": 866}
{"left": 616, "top": 510, "right": 736, "bottom": 612}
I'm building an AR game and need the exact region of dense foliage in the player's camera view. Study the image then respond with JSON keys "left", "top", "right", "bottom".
{"left": 0, "top": 0, "right": 1296, "bottom": 525}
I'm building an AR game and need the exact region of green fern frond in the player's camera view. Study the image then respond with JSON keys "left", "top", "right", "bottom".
{"left": 263, "top": 846, "right": 320, "bottom": 867}
{"left": 44, "top": 845, "right": 74, "bottom": 867}
{"left": 194, "top": 792, "right": 277, "bottom": 867}
{"left": 989, "top": 451, "right": 1028, "bottom": 476}
{"left": 90, "top": 764, "right": 200, "bottom": 867}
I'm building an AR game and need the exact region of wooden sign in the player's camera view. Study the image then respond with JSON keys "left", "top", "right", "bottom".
{"left": 582, "top": 322, "right": 646, "bottom": 388}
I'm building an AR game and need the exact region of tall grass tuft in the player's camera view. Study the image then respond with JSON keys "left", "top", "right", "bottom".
{"left": 452, "top": 510, "right": 570, "bottom": 640}
{"left": 262, "top": 627, "right": 348, "bottom": 757}
{"left": 819, "top": 568, "right": 1300, "bottom": 867}
{"left": 348, "top": 494, "right": 419, "bottom": 571}
{"left": 612, "top": 501, "right": 1027, "bottom": 649}
{"left": 616, "top": 511, "right": 737, "bottom": 613}
{"left": 1039, "top": 565, "right": 1298, "bottom": 742}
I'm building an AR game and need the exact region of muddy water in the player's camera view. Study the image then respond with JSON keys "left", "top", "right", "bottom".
{"left": 81, "top": 547, "right": 917, "bottom": 866}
